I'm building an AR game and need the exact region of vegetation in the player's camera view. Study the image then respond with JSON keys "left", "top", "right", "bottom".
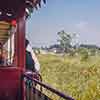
{"left": 35, "top": 30, "right": 100, "bottom": 100}
{"left": 38, "top": 53, "right": 100, "bottom": 100}
{"left": 57, "top": 30, "right": 76, "bottom": 52}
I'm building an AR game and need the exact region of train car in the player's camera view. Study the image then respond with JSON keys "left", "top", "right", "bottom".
{"left": 0, "top": 0, "right": 74, "bottom": 100}
{"left": 0, "top": 0, "right": 45, "bottom": 99}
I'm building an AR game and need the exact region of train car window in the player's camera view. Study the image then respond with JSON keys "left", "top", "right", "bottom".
{"left": 0, "top": 21, "right": 16, "bottom": 66}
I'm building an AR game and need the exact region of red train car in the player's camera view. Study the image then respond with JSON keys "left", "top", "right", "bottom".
{"left": 0, "top": 0, "right": 45, "bottom": 100}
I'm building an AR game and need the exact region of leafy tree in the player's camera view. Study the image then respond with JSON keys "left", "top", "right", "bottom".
{"left": 57, "top": 30, "right": 76, "bottom": 52}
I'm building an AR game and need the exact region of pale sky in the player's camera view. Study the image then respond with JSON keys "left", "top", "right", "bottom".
{"left": 26, "top": 0, "right": 100, "bottom": 47}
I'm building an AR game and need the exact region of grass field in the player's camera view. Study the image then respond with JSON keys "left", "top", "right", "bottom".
{"left": 38, "top": 54, "right": 100, "bottom": 100}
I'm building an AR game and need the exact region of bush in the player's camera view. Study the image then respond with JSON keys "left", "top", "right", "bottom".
{"left": 78, "top": 48, "right": 89, "bottom": 61}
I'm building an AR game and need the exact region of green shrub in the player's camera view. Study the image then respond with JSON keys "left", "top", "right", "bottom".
{"left": 78, "top": 48, "right": 89, "bottom": 61}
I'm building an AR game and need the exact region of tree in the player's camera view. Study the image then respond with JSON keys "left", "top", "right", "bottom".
{"left": 57, "top": 30, "right": 76, "bottom": 52}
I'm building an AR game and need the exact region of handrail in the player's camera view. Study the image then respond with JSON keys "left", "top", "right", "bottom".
{"left": 24, "top": 73, "right": 74, "bottom": 100}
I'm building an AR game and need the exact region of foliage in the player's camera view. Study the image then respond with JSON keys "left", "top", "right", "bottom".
{"left": 78, "top": 48, "right": 89, "bottom": 61}
{"left": 89, "top": 48, "right": 96, "bottom": 56}
{"left": 38, "top": 54, "right": 100, "bottom": 100}
{"left": 57, "top": 30, "right": 76, "bottom": 52}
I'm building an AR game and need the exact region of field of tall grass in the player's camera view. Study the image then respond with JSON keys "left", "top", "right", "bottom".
{"left": 38, "top": 54, "right": 100, "bottom": 100}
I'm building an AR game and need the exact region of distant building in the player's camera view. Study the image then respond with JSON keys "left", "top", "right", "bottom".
{"left": 48, "top": 44, "right": 64, "bottom": 53}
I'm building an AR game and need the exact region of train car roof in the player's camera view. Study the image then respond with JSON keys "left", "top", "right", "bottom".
{"left": 0, "top": 0, "right": 46, "bottom": 21}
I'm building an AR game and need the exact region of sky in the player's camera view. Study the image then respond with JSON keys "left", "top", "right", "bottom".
{"left": 26, "top": 0, "right": 100, "bottom": 47}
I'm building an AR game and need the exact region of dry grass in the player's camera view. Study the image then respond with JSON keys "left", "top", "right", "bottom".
{"left": 37, "top": 54, "right": 100, "bottom": 100}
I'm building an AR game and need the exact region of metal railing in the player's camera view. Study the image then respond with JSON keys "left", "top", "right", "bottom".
{"left": 24, "top": 73, "right": 74, "bottom": 100}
